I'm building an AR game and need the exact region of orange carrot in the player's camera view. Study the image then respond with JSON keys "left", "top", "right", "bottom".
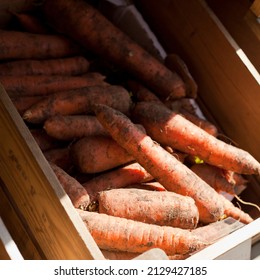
{"left": 11, "top": 95, "right": 44, "bottom": 115}
{"left": 2, "top": 72, "right": 107, "bottom": 96}
{"left": 78, "top": 210, "right": 206, "bottom": 255}
{"left": 125, "top": 182, "right": 166, "bottom": 192}
{"left": 98, "top": 188, "right": 199, "bottom": 229}
{"left": 165, "top": 54, "right": 198, "bottom": 98}
{"left": 30, "top": 128, "right": 60, "bottom": 152}
{"left": 42, "top": 0, "right": 187, "bottom": 100}
{"left": 0, "top": 56, "right": 90, "bottom": 76}
{"left": 93, "top": 104, "right": 225, "bottom": 223}
{"left": 50, "top": 162, "right": 90, "bottom": 210}
{"left": 70, "top": 135, "right": 134, "bottom": 173}
{"left": 128, "top": 80, "right": 217, "bottom": 136}
{"left": 82, "top": 162, "right": 153, "bottom": 203}
{"left": 132, "top": 101, "right": 260, "bottom": 175}
{"left": 0, "top": 30, "right": 80, "bottom": 60}
{"left": 23, "top": 85, "right": 132, "bottom": 123}
{"left": 43, "top": 115, "right": 109, "bottom": 141}
{"left": 10, "top": 11, "right": 50, "bottom": 34}
{"left": 191, "top": 164, "right": 237, "bottom": 195}
{"left": 44, "top": 147, "right": 73, "bottom": 172}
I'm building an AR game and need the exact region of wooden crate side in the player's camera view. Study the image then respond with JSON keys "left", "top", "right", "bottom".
{"left": 136, "top": 0, "right": 260, "bottom": 162}
{"left": 0, "top": 86, "right": 104, "bottom": 260}
{"left": 0, "top": 239, "right": 11, "bottom": 260}
{"left": 0, "top": 180, "right": 42, "bottom": 259}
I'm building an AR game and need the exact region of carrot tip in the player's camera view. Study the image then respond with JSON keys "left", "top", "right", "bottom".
{"left": 22, "top": 110, "right": 32, "bottom": 120}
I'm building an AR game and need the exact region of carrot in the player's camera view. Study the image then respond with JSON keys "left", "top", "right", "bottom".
{"left": 165, "top": 54, "right": 198, "bottom": 98}
{"left": 44, "top": 147, "right": 73, "bottom": 172}
{"left": 30, "top": 128, "right": 60, "bottom": 152}
{"left": 70, "top": 135, "right": 134, "bottom": 173}
{"left": 43, "top": 115, "right": 109, "bottom": 141}
{"left": 0, "top": 30, "right": 80, "bottom": 60}
{"left": 93, "top": 104, "right": 225, "bottom": 223}
{"left": 98, "top": 188, "right": 199, "bottom": 229}
{"left": 22, "top": 85, "right": 132, "bottom": 123}
{"left": 78, "top": 210, "right": 206, "bottom": 255}
{"left": 82, "top": 162, "right": 153, "bottom": 203}
{"left": 2, "top": 72, "right": 107, "bottom": 96}
{"left": 126, "top": 182, "right": 166, "bottom": 192}
{"left": 0, "top": 56, "right": 90, "bottom": 76}
{"left": 10, "top": 11, "right": 50, "bottom": 34}
{"left": 11, "top": 95, "right": 44, "bottom": 115}
{"left": 190, "top": 164, "right": 237, "bottom": 195}
{"left": 42, "top": 0, "right": 187, "bottom": 100}
{"left": 132, "top": 101, "right": 260, "bottom": 175}
{"left": 50, "top": 163, "right": 90, "bottom": 210}
{"left": 128, "top": 80, "right": 217, "bottom": 136}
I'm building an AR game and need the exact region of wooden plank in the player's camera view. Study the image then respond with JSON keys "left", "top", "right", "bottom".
{"left": 0, "top": 179, "right": 43, "bottom": 259}
{"left": 0, "top": 85, "right": 104, "bottom": 260}
{"left": 136, "top": 0, "right": 260, "bottom": 162}
{"left": 0, "top": 239, "right": 10, "bottom": 260}
{"left": 251, "top": 0, "right": 260, "bottom": 17}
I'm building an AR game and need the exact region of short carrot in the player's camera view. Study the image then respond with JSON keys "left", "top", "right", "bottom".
{"left": 23, "top": 85, "right": 132, "bottom": 123}
{"left": 93, "top": 104, "right": 225, "bottom": 223}
{"left": 98, "top": 188, "right": 199, "bottom": 229}
{"left": 11, "top": 95, "right": 44, "bottom": 115}
{"left": 78, "top": 210, "right": 206, "bottom": 255}
{"left": 82, "top": 162, "right": 153, "bottom": 203}
{"left": 42, "top": 0, "right": 187, "bottom": 100}
{"left": 132, "top": 101, "right": 260, "bottom": 175}
{"left": 70, "top": 135, "right": 134, "bottom": 173}
{"left": 0, "top": 30, "right": 80, "bottom": 60}
{"left": 0, "top": 56, "right": 90, "bottom": 76}
{"left": 43, "top": 115, "right": 109, "bottom": 141}
{"left": 2, "top": 72, "right": 107, "bottom": 96}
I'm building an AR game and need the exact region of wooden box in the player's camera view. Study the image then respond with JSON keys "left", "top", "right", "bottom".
{"left": 0, "top": 0, "right": 259, "bottom": 260}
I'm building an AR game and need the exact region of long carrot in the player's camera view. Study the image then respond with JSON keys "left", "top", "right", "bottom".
{"left": 70, "top": 135, "right": 134, "bottom": 173}
{"left": 42, "top": 0, "right": 187, "bottom": 100}
{"left": 132, "top": 101, "right": 260, "bottom": 175}
{"left": 43, "top": 115, "right": 109, "bottom": 141}
{"left": 82, "top": 162, "right": 153, "bottom": 203}
{"left": 23, "top": 85, "right": 132, "bottom": 123}
{"left": 93, "top": 104, "right": 225, "bottom": 223}
{"left": 0, "top": 30, "right": 80, "bottom": 60}
{"left": 2, "top": 72, "right": 107, "bottom": 96}
{"left": 98, "top": 188, "right": 199, "bottom": 229}
{"left": 0, "top": 56, "right": 90, "bottom": 76}
{"left": 50, "top": 163, "right": 90, "bottom": 210}
{"left": 78, "top": 210, "right": 206, "bottom": 255}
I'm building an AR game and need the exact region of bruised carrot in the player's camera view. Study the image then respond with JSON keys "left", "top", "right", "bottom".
{"left": 11, "top": 95, "right": 44, "bottom": 115}
{"left": 30, "top": 128, "right": 60, "bottom": 151}
{"left": 42, "top": 0, "right": 187, "bottom": 100}
{"left": 82, "top": 162, "right": 153, "bottom": 203}
{"left": 0, "top": 30, "right": 80, "bottom": 60}
{"left": 191, "top": 164, "right": 237, "bottom": 195}
{"left": 44, "top": 147, "right": 73, "bottom": 172}
{"left": 165, "top": 54, "right": 198, "bottom": 98}
{"left": 70, "top": 135, "right": 134, "bottom": 173}
{"left": 50, "top": 163, "right": 90, "bottom": 210}
{"left": 2, "top": 72, "right": 107, "bottom": 96}
{"left": 132, "top": 101, "right": 260, "bottom": 175}
{"left": 10, "top": 11, "right": 50, "bottom": 34}
{"left": 43, "top": 115, "right": 109, "bottom": 141}
{"left": 93, "top": 104, "right": 225, "bottom": 223}
{"left": 98, "top": 188, "right": 199, "bottom": 229}
{"left": 78, "top": 210, "right": 206, "bottom": 255}
{"left": 23, "top": 85, "right": 132, "bottom": 123}
{"left": 0, "top": 56, "right": 90, "bottom": 76}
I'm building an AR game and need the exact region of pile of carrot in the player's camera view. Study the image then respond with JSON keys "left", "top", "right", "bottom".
{"left": 1, "top": 0, "right": 259, "bottom": 260}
